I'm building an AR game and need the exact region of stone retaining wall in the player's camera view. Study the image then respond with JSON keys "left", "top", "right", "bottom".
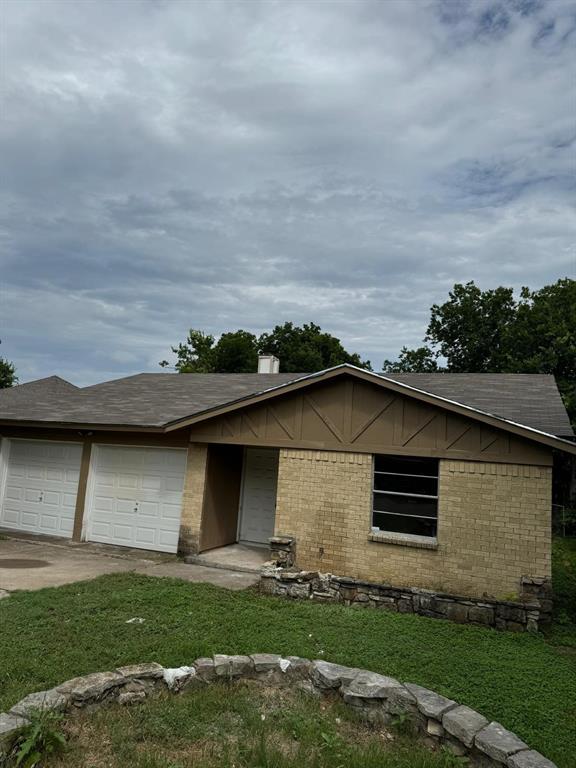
{"left": 260, "top": 567, "right": 553, "bottom": 632}
{"left": 0, "top": 654, "right": 556, "bottom": 767}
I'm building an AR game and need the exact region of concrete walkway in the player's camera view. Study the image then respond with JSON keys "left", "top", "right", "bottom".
{"left": 0, "top": 536, "right": 259, "bottom": 593}
{"left": 186, "top": 542, "right": 269, "bottom": 573}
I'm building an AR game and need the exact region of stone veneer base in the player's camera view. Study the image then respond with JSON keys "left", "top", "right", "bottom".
{"left": 0, "top": 655, "right": 556, "bottom": 768}
{"left": 259, "top": 567, "right": 552, "bottom": 633}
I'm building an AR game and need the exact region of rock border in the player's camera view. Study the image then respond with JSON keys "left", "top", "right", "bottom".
{"left": 260, "top": 567, "right": 553, "bottom": 633}
{"left": 0, "top": 655, "right": 556, "bottom": 768}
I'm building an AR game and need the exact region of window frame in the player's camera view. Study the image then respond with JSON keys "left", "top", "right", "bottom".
{"left": 371, "top": 455, "right": 439, "bottom": 539}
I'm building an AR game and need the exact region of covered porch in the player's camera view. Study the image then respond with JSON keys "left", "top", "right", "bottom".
{"left": 186, "top": 444, "right": 279, "bottom": 570}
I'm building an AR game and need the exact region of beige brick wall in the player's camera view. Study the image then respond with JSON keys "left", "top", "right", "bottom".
{"left": 274, "top": 449, "right": 552, "bottom": 600}
{"left": 178, "top": 443, "right": 208, "bottom": 554}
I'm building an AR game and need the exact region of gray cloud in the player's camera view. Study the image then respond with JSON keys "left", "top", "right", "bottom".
{"left": 0, "top": 0, "right": 575, "bottom": 384}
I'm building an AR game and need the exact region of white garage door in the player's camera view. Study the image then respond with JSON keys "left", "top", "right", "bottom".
{"left": 86, "top": 445, "right": 187, "bottom": 553}
{"left": 0, "top": 440, "right": 82, "bottom": 537}
{"left": 239, "top": 448, "right": 279, "bottom": 545}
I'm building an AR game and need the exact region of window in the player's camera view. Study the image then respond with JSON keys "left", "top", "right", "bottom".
{"left": 372, "top": 455, "right": 438, "bottom": 538}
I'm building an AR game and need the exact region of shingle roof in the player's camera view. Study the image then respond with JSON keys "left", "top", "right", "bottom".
{"left": 0, "top": 373, "right": 305, "bottom": 428}
{"left": 0, "top": 376, "right": 78, "bottom": 404}
{"left": 382, "top": 373, "right": 574, "bottom": 438}
{"left": 0, "top": 370, "right": 572, "bottom": 438}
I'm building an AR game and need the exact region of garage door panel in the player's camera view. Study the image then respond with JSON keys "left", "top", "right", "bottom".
{"left": 95, "top": 472, "right": 115, "bottom": 488}
{"left": 2, "top": 507, "right": 19, "bottom": 526}
{"left": 134, "top": 528, "right": 156, "bottom": 546}
{"left": 164, "top": 476, "right": 184, "bottom": 492}
{"left": 118, "top": 474, "right": 139, "bottom": 490}
{"left": 21, "top": 511, "right": 41, "bottom": 528}
{"left": 86, "top": 446, "right": 186, "bottom": 553}
{"left": 141, "top": 475, "right": 162, "bottom": 491}
{"left": 158, "top": 530, "right": 179, "bottom": 548}
{"left": 46, "top": 468, "right": 64, "bottom": 482}
{"left": 5, "top": 485, "right": 22, "bottom": 501}
{"left": 161, "top": 503, "right": 181, "bottom": 520}
{"left": 93, "top": 495, "right": 114, "bottom": 513}
{"left": 139, "top": 501, "right": 159, "bottom": 517}
{"left": 0, "top": 440, "right": 82, "bottom": 537}
{"left": 40, "top": 514, "right": 59, "bottom": 530}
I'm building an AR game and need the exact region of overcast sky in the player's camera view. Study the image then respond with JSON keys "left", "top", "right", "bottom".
{"left": 1, "top": 0, "right": 575, "bottom": 385}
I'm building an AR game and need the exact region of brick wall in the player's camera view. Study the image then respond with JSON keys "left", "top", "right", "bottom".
{"left": 274, "top": 449, "right": 552, "bottom": 600}
{"left": 178, "top": 443, "right": 208, "bottom": 555}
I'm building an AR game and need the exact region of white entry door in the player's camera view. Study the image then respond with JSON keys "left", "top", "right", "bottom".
{"left": 86, "top": 445, "right": 187, "bottom": 553}
{"left": 0, "top": 440, "right": 82, "bottom": 537}
{"left": 239, "top": 448, "right": 279, "bottom": 545}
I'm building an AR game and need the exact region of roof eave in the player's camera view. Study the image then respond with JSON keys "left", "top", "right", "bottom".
{"left": 163, "top": 364, "right": 576, "bottom": 456}
{"left": 0, "top": 418, "right": 167, "bottom": 433}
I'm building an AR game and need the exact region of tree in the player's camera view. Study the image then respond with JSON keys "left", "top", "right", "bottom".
{"left": 162, "top": 322, "right": 371, "bottom": 374}
{"left": 160, "top": 330, "right": 216, "bottom": 373}
{"left": 382, "top": 346, "right": 439, "bottom": 373}
{"left": 425, "top": 282, "right": 517, "bottom": 372}
{"left": 382, "top": 278, "right": 576, "bottom": 428}
{"left": 212, "top": 330, "right": 258, "bottom": 373}
{"left": 0, "top": 357, "right": 17, "bottom": 389}
{"left": 258, "top": 322, "right": 372, "bottom": 372}
{"left": 503, "top": 279, "right": 576, "bottom": 426}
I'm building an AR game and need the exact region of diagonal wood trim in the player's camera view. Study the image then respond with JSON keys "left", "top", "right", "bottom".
{"left": 443, "top": 424, "right": 473, "bottom": 450}
{"left": 268, "top": 405, "right": 295, "bottom": 439}
{"left": 350, "top": 395, "right": 396, "bottom": 443}
{"left": 401, "top": 412, "right": 438, "bottom": 447}
{"left": 242, "top": 411, "right": 259, "bottom": 439}
{"left": 480, "top": 432, "right": 500, "bottom": 453}
{"left": 222, "top": 417, "right": 235, "bottom": 437}
{"left": 304, "top": 395, "right": 344, "bottom": 442}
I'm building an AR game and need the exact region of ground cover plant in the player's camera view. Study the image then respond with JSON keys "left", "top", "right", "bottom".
{"left": 0, "top": 538, "right": 574, "bottom": 767}
{"left": 36, "top": 680, "right": 465, "bottom": 768}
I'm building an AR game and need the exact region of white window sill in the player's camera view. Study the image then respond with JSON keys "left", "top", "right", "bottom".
{"left": 368, "top": 531, "right": 438, "bottom": 550}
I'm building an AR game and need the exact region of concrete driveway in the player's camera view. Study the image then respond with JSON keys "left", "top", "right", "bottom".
{"left": 0, "top": 536, "right": 259, "bottom": 594}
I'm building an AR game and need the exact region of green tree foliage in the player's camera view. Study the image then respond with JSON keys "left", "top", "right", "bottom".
{"left": 160, "top": 330, "right": 217, "bottom": 373}
{"left": 212, "top": 330, "right": 259, "bottom": 373}
{"left": 0, "top": 357, "right": 17, "bottom": 388}
{"left": 426, "top": 282, "right": 517, "bottom": 373}
{"left": 382, "top": 346, "right": 439, "bottom": 373}
{"left": 162, "top": 322, "right": 371, "bottom": 375}
{"left": 258, "top": 322, "right": 371, "bottom": 372}
{"left": 505, "top": 279, "right": 576, "bottom": 426}
{"left": 382, "top": 278, "right": 576, "bottom": 427}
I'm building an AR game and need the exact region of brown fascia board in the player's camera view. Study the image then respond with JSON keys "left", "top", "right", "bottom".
{"left": 0, "top": 419, "right": 166, "bottom": 433}
{"left": 163, "top": 364, "right": 576, "bottom": 457}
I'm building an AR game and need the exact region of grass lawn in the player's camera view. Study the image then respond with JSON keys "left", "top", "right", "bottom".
{"left": 45, "top": 680, "right": 459, "bottom": 768}
{"left": 1, "top": 537, "right": 575, "bottom": 767}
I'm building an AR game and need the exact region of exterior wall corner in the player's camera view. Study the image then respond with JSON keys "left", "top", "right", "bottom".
{"left": 178, "top": 443, "right": 209, "bottom": 555}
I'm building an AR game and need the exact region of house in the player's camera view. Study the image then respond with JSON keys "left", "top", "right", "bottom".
{"left": 0, "top": 359, "right": 574, "bottom": 614}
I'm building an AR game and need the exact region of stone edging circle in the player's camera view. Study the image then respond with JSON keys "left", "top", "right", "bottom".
{"left": 0, "top": 654, "right": 556, "bottom": 768}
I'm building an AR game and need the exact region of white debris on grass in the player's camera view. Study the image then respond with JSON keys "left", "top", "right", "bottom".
{"left": 163, "top": 667, "right": 196, "bottom": 691}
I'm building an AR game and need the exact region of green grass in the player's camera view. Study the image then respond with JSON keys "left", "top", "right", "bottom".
{"left": 552, "top": 537, "right": 576, "bottom": 623}
{"left": 1, "top": 572, "right": 575, "bottom": 767}
{"left": 45, "top": 680, "right": 461, "bottom": 768}
{"left": 547, "top": 536, "right": 576, "bottom": 650}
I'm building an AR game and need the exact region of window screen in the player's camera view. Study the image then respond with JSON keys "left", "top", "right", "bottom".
{"left": 372, "top": 455, "right": 438, "bottom": 538}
